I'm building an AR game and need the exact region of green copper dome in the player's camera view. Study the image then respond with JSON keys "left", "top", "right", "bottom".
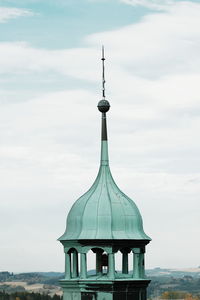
{"left": 59, "top": 104, "right": 151, "bottom": 241}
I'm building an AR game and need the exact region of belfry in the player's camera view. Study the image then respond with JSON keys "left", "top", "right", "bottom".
{"left": 59, "top": 48, "right": 151, "bottom": 300}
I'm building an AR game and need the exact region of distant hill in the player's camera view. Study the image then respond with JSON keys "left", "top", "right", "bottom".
{"left": 146, "top": 267, "right": 200, "bottom": 278}
{"left": 1, "top": 268, "right": 200, "bottom": 298}
{"left": 0, "top": 272, "right": 64, "bottom": 285}
{"left": 1, "top": 267, "right": 200, "bottom": 283}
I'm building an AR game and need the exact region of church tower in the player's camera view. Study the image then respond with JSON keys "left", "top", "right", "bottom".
{"left": 58, "top": 48, "right": 151, "bottom": 300}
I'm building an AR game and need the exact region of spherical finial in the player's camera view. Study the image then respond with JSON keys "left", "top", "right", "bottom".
{"left": 97, "top": 99, "right": 110, "bottom": 113}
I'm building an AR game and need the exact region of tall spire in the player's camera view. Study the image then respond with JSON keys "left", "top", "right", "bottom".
{"left": 58, "top": 46, "right": 151, "bottom": 244}
{"left": 98, "top": 47, "right": 110, "bottom": 166}
{"left": 102, "top": 45, "right": 106, "bottom": 99}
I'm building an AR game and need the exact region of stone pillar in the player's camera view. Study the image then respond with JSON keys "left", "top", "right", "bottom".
{"left": 133, "top": 248, "right": 140, "bottom": 279}
{"left": 122, "top": 252, "right": 128, "bottom": 274}
{"left": 108, "top": 253, "right": 115, "bottom": 279}
{"left": 65, "top": 253, "right": 71, "bottom": 279}
{"left": 72, "top": 251, "right": 78, "bottom": 278}
{"left": 96, "top": 251, "right": 102, "bottom": 276}
{"left": 139, "top": 252, "right": 145, "bottom": 278}
{"left": 80, "top": 253, "right": 87, "bottom": 279}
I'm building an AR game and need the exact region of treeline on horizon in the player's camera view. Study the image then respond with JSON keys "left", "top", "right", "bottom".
{"left": 148, "top": 276, "right": 200, "bottom": 299}
{"left": 160, "top": 291, "right": 200, "bottom": 300}
{"left": 0, "top": 292, "right": 61, "bottom": 300}
{"left": 0, "top": 291, "right": 200, "bottom": 300}
{"left": 1, "top": 271, "right": 200, "bottom": 299}
{"left": 0, "top": 273, "right": 64, "bottom": 286}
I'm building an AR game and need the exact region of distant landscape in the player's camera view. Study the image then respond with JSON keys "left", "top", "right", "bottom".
{"left": 0, "top": 268, "right": 200, "bottom": 300}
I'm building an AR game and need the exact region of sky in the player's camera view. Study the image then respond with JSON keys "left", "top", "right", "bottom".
{"left": 0, "top": 0, "right": 200, "bottom": 273}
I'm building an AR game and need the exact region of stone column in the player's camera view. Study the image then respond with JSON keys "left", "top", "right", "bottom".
{"left": 72, "top": 251, "right": 78, "bottom": 278}
{"left": 122, "top": 252, "right": 129, "bottom": 274}
{"left": 80, "top": 253, "right": 87, "bottom": 279}
{"left": 139, "top": 252, "right": 145, "bottom": 278}
{"left": 133, "top": 248, "right": 140, "bottom": 279}
{"left": 108, "top": 253, "right": 115, "bottom": 279}
{"left": 65, "top": 253, "right": 71, "bottom": 279}
{"left": 96, "top": 251, "right": 102, "bottom": 276}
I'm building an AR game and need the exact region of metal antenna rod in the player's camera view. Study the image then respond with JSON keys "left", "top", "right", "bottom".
{"left": 101, "top": 46, "right": 106, "bottom": 99}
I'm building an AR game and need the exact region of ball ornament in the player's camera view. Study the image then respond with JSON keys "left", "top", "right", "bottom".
{"left": 97, "top": 99, "right": 110, "bottom": 113}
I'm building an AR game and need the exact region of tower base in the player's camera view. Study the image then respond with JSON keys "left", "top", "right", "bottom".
{"left": 60, "top": 279, "right": 150, "bottom": 300}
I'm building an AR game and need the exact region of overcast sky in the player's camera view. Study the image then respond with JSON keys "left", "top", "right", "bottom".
{"left": 0, "top": 0, "right": 200, "bottom": 273}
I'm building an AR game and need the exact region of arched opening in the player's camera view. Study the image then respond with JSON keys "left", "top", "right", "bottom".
{"left": 87, "top": 249, "right": 96, "bottom": 277}
{"left": 101, "top": 252, "right": 108, "bottom": 275}
{"left": 68, "top": 248, "right": 79, "bottom": 278}
{"left": 120, "top": 247, "right": 131, "bottom": 276}
{"left": 87, "top": 248, "right": 108, "bottom": 277}
{"left": 78, "top": 252, "right": 81, "bottom": 275}
{"left": 129, "top": 250, "right": 133, "bottom": 275}
{"left": 115, "top": 251, "right": 122, "bottom": 275}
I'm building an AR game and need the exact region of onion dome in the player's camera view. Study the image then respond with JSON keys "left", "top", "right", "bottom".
{"left": 59, "top": 101, "right": 150, "bottom": 241}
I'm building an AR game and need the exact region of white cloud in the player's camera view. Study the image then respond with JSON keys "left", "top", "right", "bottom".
{"left": 0, "top": 7, "right": 33, "bottom": 22}
{"left": 1, "top": 2, "right": 200, "bottom": 81}
{"left": 120, "top": 0, "right": 177, "bottom": 11}
{"left": 0, "top": 42, "right": 100, "bottom": 83}
{"left": 87, "top": 2, "right": 200, "bottom": 77}
{"left": 1, "top": 0, "right": 200, "bottom": 271}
